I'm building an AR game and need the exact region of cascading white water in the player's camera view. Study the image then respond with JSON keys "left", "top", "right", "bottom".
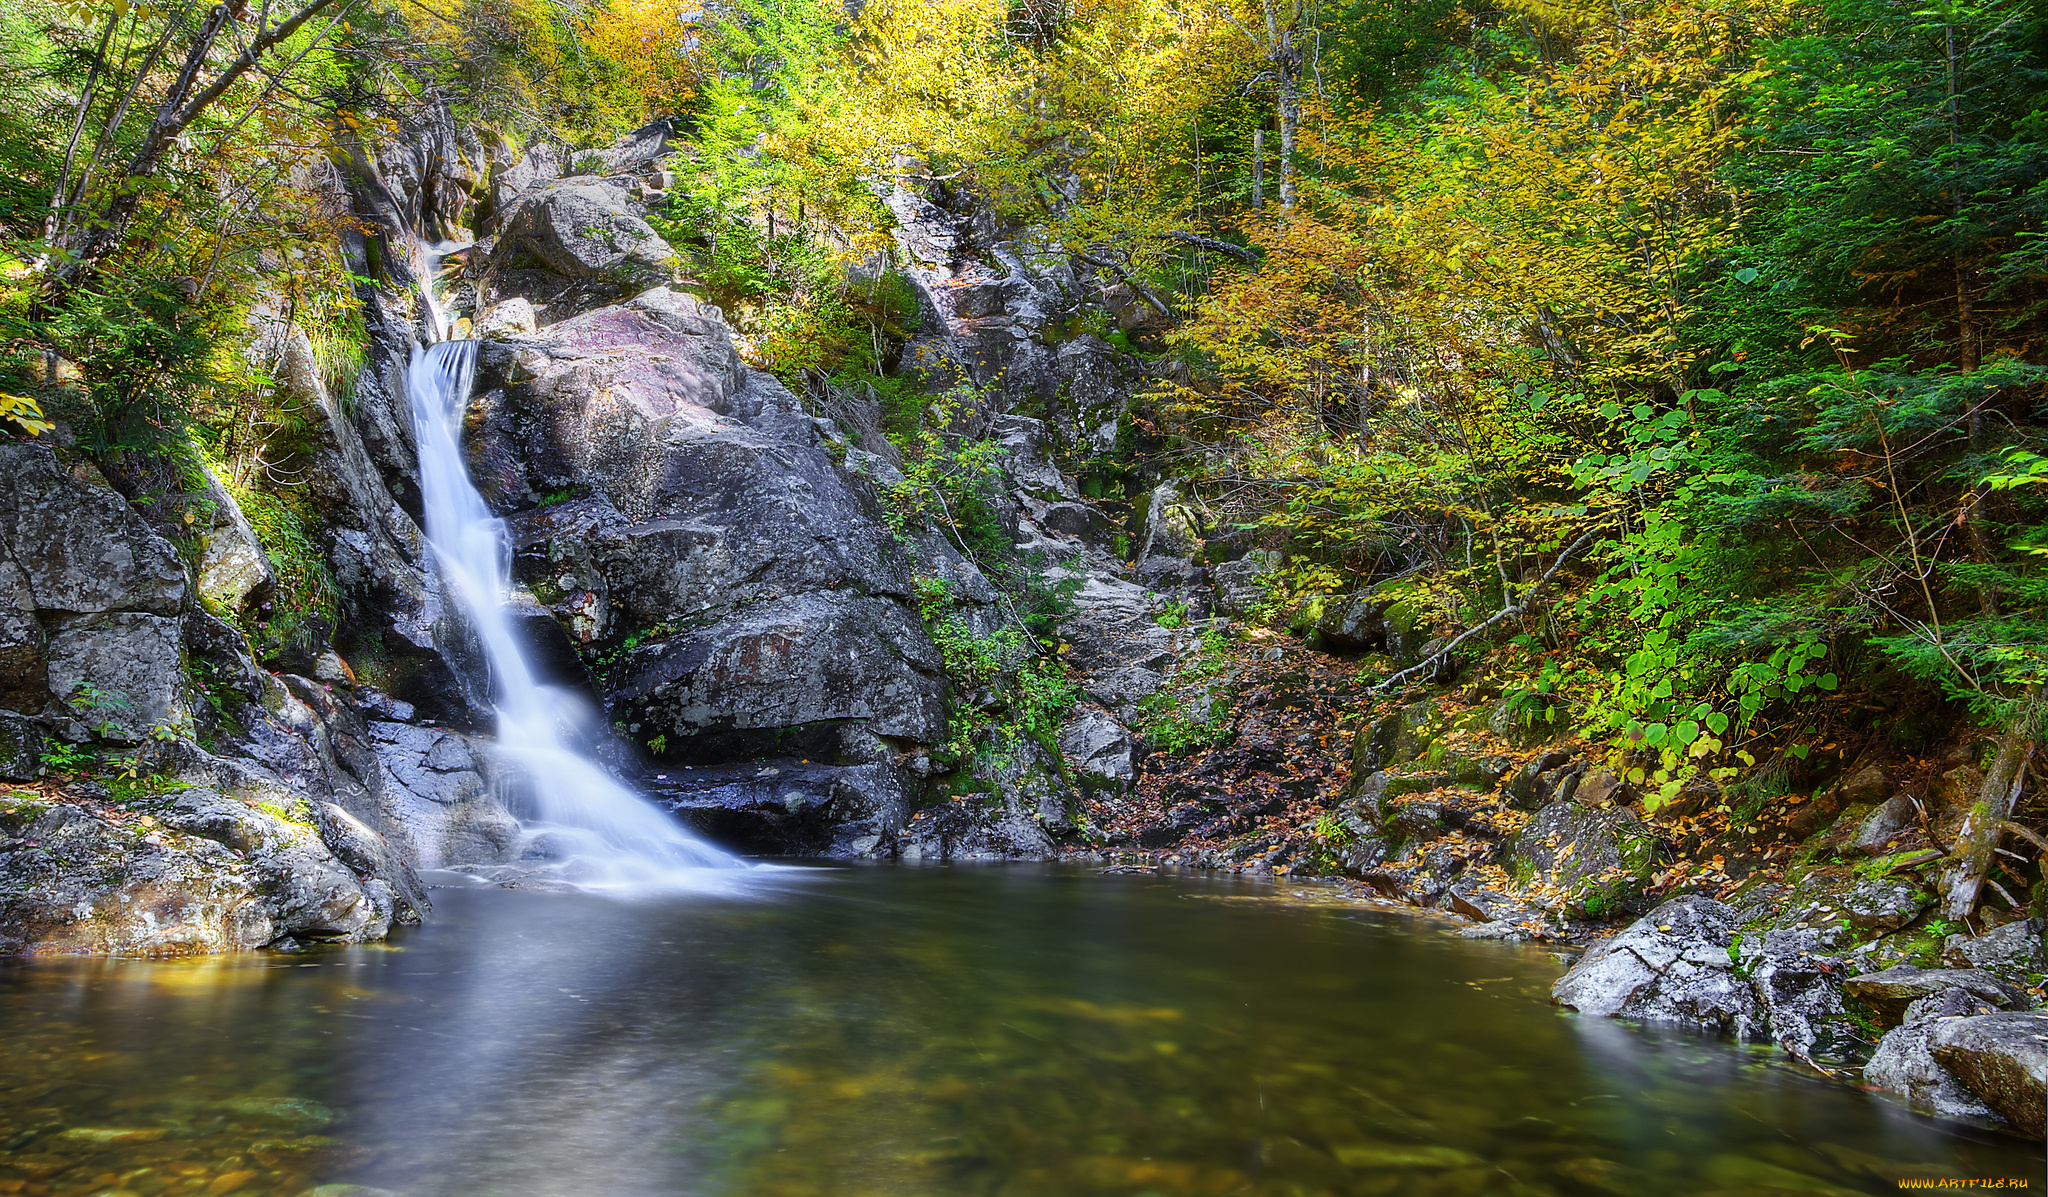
{"left": 405, "top": 260, "right": 743, "bottom": 891}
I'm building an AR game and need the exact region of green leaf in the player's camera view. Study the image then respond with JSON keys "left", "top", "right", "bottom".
{"left": 1674, "top": 720, "right": 1700, "bottom": 746}
{"left": 1599, "top": 401, "right": 1622, "bottom": 419}
{"left": 1734, "top": 267, "right": 1761, "bottom": 284}
{"left": 1705, "top": 711, "right": 1729, "bottom": 734}
{"left": 1818, "top": 672, "right": 1839, "bottom": 690}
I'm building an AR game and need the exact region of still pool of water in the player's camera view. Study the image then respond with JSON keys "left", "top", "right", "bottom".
{"left": 0, "top": 865, "right": 2039, "bottom": 1196}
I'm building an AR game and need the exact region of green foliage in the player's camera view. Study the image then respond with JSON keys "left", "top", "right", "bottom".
{"left": 1135, "top": 687, "right": 1231, "bottom": 755}
{"left": 914, "top": 575, "right": 1081, "bottom": 768}
{"left": 225, "top": 481, "right": 340, "bottom": 659}
{"left": 38, "top": 737, "right": 86, "bottom": 776}
{"left": 882, "top": 385, "right": 1012, "bottom": 558}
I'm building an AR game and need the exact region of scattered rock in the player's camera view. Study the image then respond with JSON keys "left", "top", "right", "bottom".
{"left": 1840, "top": 877, "right": 1930, "bottom": 933}
{"left": 1503, "top": 752, "right": 1571, "bottom": 810}
{"left": 1849, "top": 793, "right": 1920, "bottom": 854}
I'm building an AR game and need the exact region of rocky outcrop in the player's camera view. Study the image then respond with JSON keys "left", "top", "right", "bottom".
{"left": 0, "top": 786, "right": 413, "bottom": 956}
{"left": 493, "top": 178, "right": 678, "bottom": 286}
{"left": 0, "top": 442, "right": 488, "bottom": 954}
{"left": 1552, "top": 895, "right": 1850, "bottom": 1057}
{"left": 1927, "top": 1011, "right": 2048, "bottom": 1136}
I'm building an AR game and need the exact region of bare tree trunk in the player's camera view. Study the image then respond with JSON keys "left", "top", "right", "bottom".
{"left": 1251, "top": 128, "right": 1264, "bottom": 214}
{"left": 1262, "top": 0, "right": 1300, "bottom": 212}
{"left": 1276, "top": 33, "right": 1300, "bottom": 211}
{"left": 1939, "top": 733, "right": 2034, "bottom": 922}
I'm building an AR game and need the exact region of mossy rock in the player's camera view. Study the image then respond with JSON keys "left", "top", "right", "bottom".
{"left": 1350, "top": 699, "right": 1444, "bottom": 776}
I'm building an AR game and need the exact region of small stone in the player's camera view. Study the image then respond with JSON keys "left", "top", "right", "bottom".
{"left": 56, "top": 1127, "right": 167, "bottom": 1145}
{"left": 207, "top": 1172, "right": 260, "bottom": 1195}
{"left": 1330, "top": 1144, "right": 1480, "bottom": 1169}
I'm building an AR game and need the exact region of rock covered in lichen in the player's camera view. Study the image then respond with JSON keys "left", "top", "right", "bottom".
{"left": 0, "top": 785, "right": 418, "bottom": 956}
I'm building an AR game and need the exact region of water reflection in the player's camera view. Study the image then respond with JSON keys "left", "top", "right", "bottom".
{"left": 0, "top": 866, "right": 2037, "bottom": 1196}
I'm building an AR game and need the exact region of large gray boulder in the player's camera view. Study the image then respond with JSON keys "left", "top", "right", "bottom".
{"left": 0, "top": 785, "right": 412, "bottom": 956}
{"left": 471, "top": 288, "right": 952, "bottom": 783}
{"left": 0, "top": 445, "right": 186, "bottom": 619}
{"left": 608, "top": 591, "right": 947, "bottom": 746}
{"left": 1552, "top": 895, "right": 1758, "bottom": 1034}
{"left": 1211, "top": 551, "right": 1280, "bottom": 618}
{"left": 43, "top": 613, "right": 187, "bottom": 742}
{"left": 0, "top": 445, "right": 190, "bottom": 727}
{"left": 495, "top": 178, "right": 677, "bottom": 285}
{"left": 363, "top": 720, "right": 520, "bottom": 870}
{"left": 1929, "top": 1011, "right": 2048, "bottom": 1136}
{"left": 1553, "top": 895, "right": 1854, "bottom": 1056}
{"left": 1865, "top": 988, "right": 2005, "bottom": 1122}
{"left": 1049, "top": 336, "right": 1133, "bottom": 455}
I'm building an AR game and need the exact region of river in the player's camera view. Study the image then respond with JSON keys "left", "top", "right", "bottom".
{"left": 0, "top": 865, "right": 2037, "bottom": 1196}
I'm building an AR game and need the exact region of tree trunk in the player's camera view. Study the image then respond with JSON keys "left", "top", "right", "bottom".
{"left": 49, "top": 0, "right": 351, "bottom": 299}
{"left": 1939, "top": 733, "right": 2034, "bottom": 922}
{"left": 1251, "top": 128, "right": 1264, "bottom": 214}
{"left": 1261, "top": 0, "right": 1300, "bottom": 212}
{"left": 1276, "top": 33, "right": 1300, "bottom": 211}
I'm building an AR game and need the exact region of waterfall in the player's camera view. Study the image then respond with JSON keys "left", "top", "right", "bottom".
{"left": 405, "top": 262, "right": 743, "bottom": 890}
